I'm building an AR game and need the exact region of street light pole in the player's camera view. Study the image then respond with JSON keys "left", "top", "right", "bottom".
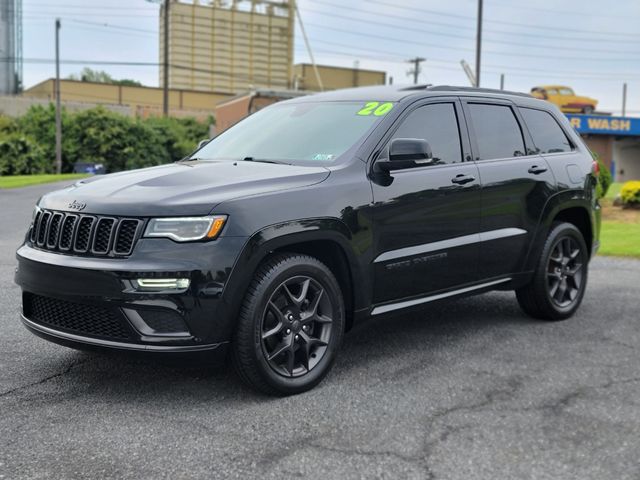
{"left": 55, "top": 18, "right": 62, "bottom": 175}
{"left": 475, "top": 0, "right": 483, "bottom": 87}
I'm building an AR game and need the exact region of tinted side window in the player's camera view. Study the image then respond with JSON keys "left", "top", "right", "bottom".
{"left": 467, "top": 103, "right": 525, "bottom": 160}
{"left": 390, "top": 103, "right": 462, "bottom": 164}
{"left": 520, "top": 108, "right": 572, "bottom": 154}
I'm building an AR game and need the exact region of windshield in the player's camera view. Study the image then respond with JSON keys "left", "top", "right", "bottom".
{"left": 194, "top": 101, "right": 394, "bottom": 165}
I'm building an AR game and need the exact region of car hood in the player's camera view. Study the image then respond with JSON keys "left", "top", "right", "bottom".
{"left": 39, "top": 160, "right": 331, "bottom": 216}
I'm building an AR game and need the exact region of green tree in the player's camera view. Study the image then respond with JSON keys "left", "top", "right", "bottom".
{"left": 66, "top": 106, "right": 170, "bottom": 172}
{"left": 67, "top": 68, "right": 142, "bottom": 87}
{"left": 0, "top": 132, "right": 47, "bottom": 175}
{"left": 16, "top": 104, "right": 74, "bottom": 172}
{"left": 144, "top": 116, "right": 212, "bottom": 161}
{"left": 2, "top": 104, "right": 211, "bottom": 175}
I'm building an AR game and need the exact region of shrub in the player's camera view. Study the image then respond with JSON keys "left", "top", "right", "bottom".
{"left": 144, "top": 116, "right": 211, "bottom": 161}
{"left": 16, "top": 104, "right": 74, "bottom": 172}
{"left": 65, "top": 107, "right": 171, "bottom": 172}
{"left": 0, "top": 114, "right": 17, "bottom": 134}
{"left": 0, "top": 105, "right": 212, "bottom": 175}
{"left": 0, "top": 132, "right": 48, "bottom": 175}
{"left": 591, "top": 151, "right": 612, "bottom": 199}
{"left": 620, "top": 181, "right": 640, "bottom": 206}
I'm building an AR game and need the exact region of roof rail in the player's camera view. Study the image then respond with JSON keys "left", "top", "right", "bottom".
{"left": 427, "top": 85, "right": 533, "bottom": 98}
{"left": 398, "top": 84, "right": 433, "bottom": 91}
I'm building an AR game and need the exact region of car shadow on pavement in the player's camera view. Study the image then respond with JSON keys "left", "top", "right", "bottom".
{"left": 21, "top": 291, "right": 534, "bottom": 402}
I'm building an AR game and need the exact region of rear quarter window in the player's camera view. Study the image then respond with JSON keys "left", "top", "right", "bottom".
{"left": 520, "top": 108, "right": 572, "bottom": 154}
{"left": 467, "top": 103, "right": 526, "bottom": 160}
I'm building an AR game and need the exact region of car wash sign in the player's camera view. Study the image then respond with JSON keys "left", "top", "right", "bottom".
{"left": 566, "top": 114, "right": 640, "bottom": 136}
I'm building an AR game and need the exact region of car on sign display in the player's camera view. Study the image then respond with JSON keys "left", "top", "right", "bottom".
{"left": 531, "top": 85, "right": 598, "bottom": 114}
{"left": 15, "top": 85, "right": 600, "bottom": 395}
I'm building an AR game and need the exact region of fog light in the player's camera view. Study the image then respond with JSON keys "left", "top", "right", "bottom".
{"left": 134, "top": 278, "right": 190, "bottom": 291}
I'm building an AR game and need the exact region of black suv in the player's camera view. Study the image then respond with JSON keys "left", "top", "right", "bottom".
{"left": 15, "top": 85, "right": 600, "bottom": 395}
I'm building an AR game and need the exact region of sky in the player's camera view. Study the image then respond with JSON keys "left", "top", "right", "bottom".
{"left": 20, "top": 0, "right": 640, "bottom": 115}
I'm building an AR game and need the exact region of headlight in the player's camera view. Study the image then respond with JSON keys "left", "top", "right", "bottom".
{"left": 143, "top": 215, "right": 227, "bottom": 242}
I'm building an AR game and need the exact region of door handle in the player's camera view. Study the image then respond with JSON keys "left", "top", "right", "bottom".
{"left": 528, "top": 165, "right": 548, "bottom": 175}
{"left": 451, "top": 174, "right": 476, "bottom": 185}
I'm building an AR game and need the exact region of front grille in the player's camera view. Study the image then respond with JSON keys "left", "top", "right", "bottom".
{"left": 114, "top": 220, "right": 139, "bottom": 255}
{"left": 23, "top": 292, "right": 133, "bottom": 340}
{"left": 59, "top": 215, "right": 77, "bottom": 250}
{"left": 29, "top": 209, "right": 142, "bottom": 257}
{"left": 74, "top": 216, "right": 94, "bottom": 252}
{"left": 92, "top": 218, "right": 116, "bottom": 254}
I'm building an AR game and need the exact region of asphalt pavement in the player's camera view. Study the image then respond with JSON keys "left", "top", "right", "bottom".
{"left": 1, "top": 182, "right": 639, "bottom": 480}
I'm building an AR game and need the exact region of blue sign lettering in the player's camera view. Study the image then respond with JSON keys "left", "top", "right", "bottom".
{"left": 565, "top": 114, "right": 640, "bottom": 136}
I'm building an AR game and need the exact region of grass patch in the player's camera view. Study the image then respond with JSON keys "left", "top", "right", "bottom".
{"left": 605, "top": 182, "right": 623, "bottom": 200}
{"left": 599, "top": 221, "right": 640, "bottom": 258}
{"left": 0, "top": 174, "right": 90, "bottom": 189}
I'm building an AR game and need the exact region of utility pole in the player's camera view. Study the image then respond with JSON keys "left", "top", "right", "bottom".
{"left": 475, "top": 0, "right": 483, "bottom": 87}
{"left": 500, "top": 73, "right": 504, "bottom": 90}
{"left": 162, "top": 0, "right": 169, "bottom": 117}
{"left": 622, "top": 82, "right": 627, "bottom": 116}
{"left": 407, "top": 57, "right": 426, "bottom": 85}
{"left": 54, "top": 18, "right": 62, "bottom": 175}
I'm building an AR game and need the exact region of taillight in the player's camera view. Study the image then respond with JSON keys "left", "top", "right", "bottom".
{"left": 591, "top": 160, "right": 600, "bottom": 177}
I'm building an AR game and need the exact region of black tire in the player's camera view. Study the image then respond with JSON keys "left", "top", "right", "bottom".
{"left": 582, "top": 105, "right": 595, "bottom": 114}
{"left": 231, "top": 253, "right": 345, "bottom": 396}
{"left": 516, "top": 222, "right": 589, "bottom": 321}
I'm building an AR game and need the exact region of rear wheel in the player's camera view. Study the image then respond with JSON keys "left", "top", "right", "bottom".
{"left": 516, "top": 222, "right": 588, "bottom": 320}
{"left": 232, "top": 253, "right": 344, "bottom": 396}
{"left": 582, "top": 105, "right": 595, "bottom": 114}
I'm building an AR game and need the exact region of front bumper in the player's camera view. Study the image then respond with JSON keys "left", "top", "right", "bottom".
{"left": 21, "top": 314, "right": 227, "bottom": 353}
{"left": 15, "top": 235, "right": 247, "bottom": 351}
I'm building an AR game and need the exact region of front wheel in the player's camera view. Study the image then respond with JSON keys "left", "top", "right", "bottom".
{"left": 232, "top": 253, "right": 345, "bottom": 396}
{"left": 516, "top": 222, "right": 589, "bottom": 320}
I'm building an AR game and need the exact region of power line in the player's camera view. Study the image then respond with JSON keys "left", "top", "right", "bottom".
{"left": 68, "top": 19, "right": 157, "bottom": 35}
{"left": 26, "top": 2, "right": 158, "bottom": 10}
{"left": 364, "top": 0, "right": 640, "bottom": 39}
{"left": 55, "top": 14, "right": 639, "bottom": 78}
{"left": 486, "top": 0, "right": 636, "bottom": 21}
{"left": 310, "top": 0, "right": 640, "bottom": 44}
{"left": 303, "top": 38, "right": 640, "bottom": 78}
{"left": 300, "top": 6, "right": 640, "bottom": 55}
{"left": 302, "top": 21, "right": 640, "bottom": 62}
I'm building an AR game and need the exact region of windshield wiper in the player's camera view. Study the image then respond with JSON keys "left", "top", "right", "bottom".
{"left": 242, "top": 157, "right": 291, "bottom": 165}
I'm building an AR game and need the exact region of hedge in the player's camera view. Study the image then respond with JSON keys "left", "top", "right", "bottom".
{"left": 0, "top": 105, "right": 212, "bottom": 175}
{"left": 620, "top": 181, "right": 640, "bottom": 206}
{"left": 592, "top": 151, "right": 612, "bottom": 200}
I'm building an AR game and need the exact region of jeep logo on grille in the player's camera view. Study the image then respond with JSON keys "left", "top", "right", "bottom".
{"left": 68, "top": 200, "right": 87, "bottom": 211}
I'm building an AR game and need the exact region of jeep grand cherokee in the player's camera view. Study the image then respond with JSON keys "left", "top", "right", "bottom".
{"left": 15, "top": 85, "right": 601, "bottom": 395}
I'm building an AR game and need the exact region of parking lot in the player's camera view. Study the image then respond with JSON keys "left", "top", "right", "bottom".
{"left": 1, "top": 182, "right": 639, "bottom": 480}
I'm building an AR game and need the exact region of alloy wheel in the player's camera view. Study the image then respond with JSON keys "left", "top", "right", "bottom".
{"left": 260, "top": 275, "right": 333, "bottom": 377}
{"left": 546, "top": 236, "right": 584, "bottom": 308}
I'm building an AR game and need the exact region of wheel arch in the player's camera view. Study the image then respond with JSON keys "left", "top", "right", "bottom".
{"left": 552, "top": 206, "right": 593, "bottom": 254}
{"left": 223, "top": 218, "right": 368, "bottom": 333}
{"left": 524, "top": 194, "right": 595, "bottom": 273}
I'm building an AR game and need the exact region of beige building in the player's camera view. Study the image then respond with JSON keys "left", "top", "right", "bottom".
{"left": 293, "top": 64, "right": 386, "bottom": 92}
{"left": 162, "top": 0, "right": 295, "bottom": 94}
{"left": 22, "top": 79, "right": 232, "bottom": 119}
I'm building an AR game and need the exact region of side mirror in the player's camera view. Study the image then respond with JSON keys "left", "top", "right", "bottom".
{"left": 375, "top": 138, "right": 433, "bottom": 173}
{"left": 197, "top": 138, "right": 210, "bottom": 150}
